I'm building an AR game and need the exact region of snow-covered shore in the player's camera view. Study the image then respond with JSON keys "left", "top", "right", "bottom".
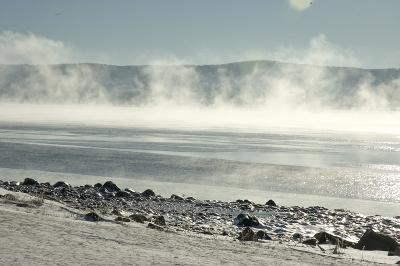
{"left": 1, "top": 188, "right": 398, "bottom": 265}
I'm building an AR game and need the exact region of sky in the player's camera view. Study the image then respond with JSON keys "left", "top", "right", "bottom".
{"left": 0, "top": 0, "right": 399, "bottom": 68}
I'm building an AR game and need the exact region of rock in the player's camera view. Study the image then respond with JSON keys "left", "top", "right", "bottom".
{"left": 265, "top": 199, "right": 277, "bottom": 207}
{"left": 22, "top": 178, "right": 39, "bottom": 186}
{"left": 314, "top": 231, "right": 355, "bottom": 247}
{"left": 16, "top": 203, "right": 30, "bottom": 208}
{"left": 302, "top": 238, "right": 317, "bottom": 246}
{"left": 238, "top": 228, "right": 271, "bottom": 241}
{"left": 153, "top": 215, "right": 166, "bottom": 226}
{"left": 115, "top": 190, "right": 130, "bottom": 197}
{"left": 292, "top": 233, "right": 303, "bottom": 240}
{"left": 147, "top": 222, "right": 163, "bottom": 230}
{"left": 101, "top": 181, "right": 120, "bottom": 192}
{"left": 115, "top": 216, "right": 130, "bottom": 222}
{"left": 84, "top": 212, "right": 101, "bottom": 222}
{"left": 388, "top": 247, "right": 400, "bottom": 256}
{"left": 53, "top": 181, "right": 70, "bottom": 188}
{"left": 354, "top": 229, "right": 399, "bottom": 251}
{"left": 125, "top": 188, "right": 136, "bottom": 194}
{"left": 130, "top": 213, "right": 148, "bottom": 223}
{"left": 170, "top": 194, "right": 184, "bottom": 200}
{"left": 238, "top": 227, "right": 255, "bottom": 241}
{"left": 3, "top": 194, "right": 17, "bottom": 201}
{"left": 141, "top": 189, "right": 156, "bottom": 198}
{"left": 9, "top": 181, "right": 19, "bottom": 186}
{"left": 233, "top": 213, "right": 260, "bottom": 227}
{"left": 94, "top": 183, "right": 102, "bottom": 188}
{"left": 111, "top": 208, "right": 122, "bottom": 216}
{"left": 255, "top": 230, "right": 272, "bottom": 240}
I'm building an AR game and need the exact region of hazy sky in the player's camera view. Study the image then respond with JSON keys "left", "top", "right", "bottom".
{"left": 0, "top": 0, "right": 399, "bottom": 68}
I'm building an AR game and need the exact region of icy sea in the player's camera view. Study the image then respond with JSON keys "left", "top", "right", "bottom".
{"left": 0, "top": 107, "right": 399, "bottom": 217}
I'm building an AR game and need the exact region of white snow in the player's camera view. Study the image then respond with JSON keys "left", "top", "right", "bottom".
{"left": 0, "top": 188, "right": 398, "bottom": 265}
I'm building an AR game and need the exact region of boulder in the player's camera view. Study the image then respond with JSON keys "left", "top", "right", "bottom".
{"left": 94, "top": 183, "right": 102, "bottom": 188}
{"left": 115, "top": 190, "right": 130, "bottom": 197}
{"left": 255, "top": 230, "right": 272, "bottom": 240}
{"left": 111, "top": 208, "right": 122, "bottom": 216}
{"left": 302, "top": 238, "right": 317, "bottom": 246}
{"left": 115, "top": 216, "right": 131, "bottom": 222}
{"left": 388, "top": 247, "right": 400, "bottom": 256}
{"left": 22, "top": 178, "right": 39, "bottom": 186}
{"left": 292, "top": 233, "right": 303, "bottom": 240}
{"left": 147, "top": 222, "right": 163, "bottom": 230}
{"left": 354, "top": 229, "right": 399, "bottom": 251}
{"left": 314, "top": 231, "right": 355, "bottom": 247}
{"left": 238, "top": 227, "right": 255, "bottom": 241}
{"left": 141, "top": 189, "right": 156, "bottom": 198}
{"left": 125, "top": 188, "right": 136, "bottom": 194}
{"left": 84, "top": 212, "right": 101, "bottom": 222}
{"left": 170, "top": 194, "right": 184, "bottom": 200}
{"left": 101, "top": 181, "right": 120, "bottom": 192}
{"left": 265, "top": 199, "right": 277, "bottom": 207}
{"left": 130, "top": 213, "right": 148, "bottom": 223}
{"left": 153, "top": 215, "right": 166, "bottom": 226}
{"left": 233, "top": 213, "right": 260, "bottom": 227}
{"left": 53, "top": 181, "right": 70, "bottom": 188}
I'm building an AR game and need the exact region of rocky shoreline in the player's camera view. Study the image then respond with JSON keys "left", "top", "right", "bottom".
{"left": 1, "top": 178, "right": 400, "bottom": 256}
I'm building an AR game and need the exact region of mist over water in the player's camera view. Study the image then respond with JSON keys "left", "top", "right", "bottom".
{"left": 0, "top": 31, "right": 399, "bottom": 212}
{"left": 1, "top": 31, "right": 399, "bottom": 131}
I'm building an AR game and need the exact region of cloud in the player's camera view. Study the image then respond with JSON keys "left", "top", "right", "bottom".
{"left": 0, "top": 31, "right": 75, "bottom": 65}
{"left": 288, "top": 0, "right": 312, "bottom": 12}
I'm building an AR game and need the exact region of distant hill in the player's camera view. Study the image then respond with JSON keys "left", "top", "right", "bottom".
{"left": 0, "top": 61, "right": 399, "bottom": 109}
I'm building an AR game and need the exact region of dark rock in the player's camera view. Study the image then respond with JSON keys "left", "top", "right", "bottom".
{"left": 94, "top": 183, "right": 102, "bottom": 188}
{"left": 302, "top": 238, "right": 317, "bottom": 246}
{"left": 255, "top": 230, "right": 272, "bottom": 240}
{"left": 147, "top": 222, "right": 163, "bottom": 230}
{"left": 153, "top": 215, "right": 166, "bottom": 226}
{"left": 125, "top": 188, "right": 136, "bottom": 194}
{"left": 84, "top": 212, "right": 101, "bottom": 222}
{"left": 101, "top": 181, "right": 120, "bottom": 192}
{"left": 130, "top": 213, "right": 148, "bottom": 223}
{"left": 170, "top": 194, "right": 184, "bottom": 200}
{"left": 16, "top": 203, "right": 30, "bottom": 208}
{"left": 115, "top": 190, "right": 130, "bottom": 197}
{"left": 265, "top": 199, "right": 277, "bottom": 207}
{"left": 233, "top": 213, "right": 260, "bottom": 227}
{"left": 22, "top": 178, "right": 39, "bottom": 186}
{"left": 388, "top": 247, "right": 400, "bottom": 256}
{"left": 314, "top": 231, "right": 355, "bottom": 247}
{"left": 238, "top": 227, "right": 255, "bottom": 241}
{"left": 111, "top": 208, "right": 122, "bottom": 216}
{"left": 53, "top": 181, "right": 70, "bottom": 188}
{"left": 3, "top": 194, "right": 17, "bottom": 201}
{"left": 354, "top": 229, "right": 399, "bottom": 251}
{"left": 141, "top": 189, "right": 156, "bottom": 198}
{"left": 292, "top": 233, "right": 303, "bottom": 240}
{"left": 115, "top": 216, "right": 131, "bottom": 222}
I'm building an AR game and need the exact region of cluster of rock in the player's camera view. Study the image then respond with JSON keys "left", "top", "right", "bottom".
{"left": 1, "top": 178, "right": 399, "bottom": 255}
